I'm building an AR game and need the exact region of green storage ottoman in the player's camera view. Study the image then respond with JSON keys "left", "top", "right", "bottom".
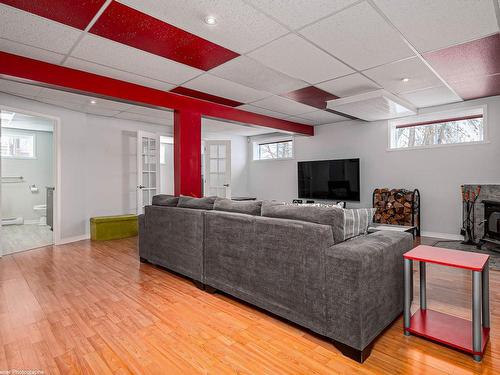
{"left": 90, "top": 214, "right": 138, "bottom": 241}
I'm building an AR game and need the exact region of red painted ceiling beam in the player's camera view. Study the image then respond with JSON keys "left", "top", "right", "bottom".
{"left": 171, "top": 86, "right": 243, "bottom": 107}
{"left": 0, "top": 52, "right": 314, "bottom": 136}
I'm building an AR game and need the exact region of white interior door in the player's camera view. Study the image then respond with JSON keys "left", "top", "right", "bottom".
{"left": 204, "top": 140, "right": 231, "bottom": 198}
{"left": 137, "top": 131, "right": 160, "bottom": 214}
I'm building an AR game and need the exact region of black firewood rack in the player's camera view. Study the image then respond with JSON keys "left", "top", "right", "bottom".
{"left": 372, "top": 188, "right": 421, "bottom": 236}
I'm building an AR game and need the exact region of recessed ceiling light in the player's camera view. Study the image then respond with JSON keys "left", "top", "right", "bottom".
{"left": 204, "top": 15, "right": 217, "bottom": 25}
{"left": 402, "top": 78, "right": 410, "bottom": 83}
{"left": 90, "top": 99, "right": 97, "bottom": 105}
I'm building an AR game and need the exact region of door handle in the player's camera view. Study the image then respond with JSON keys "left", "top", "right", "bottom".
{"left": 137, "top": 185, "right": 145, "bottom": 189}
{"left": 223, "top": 184, "right": 230, "bottom": 187}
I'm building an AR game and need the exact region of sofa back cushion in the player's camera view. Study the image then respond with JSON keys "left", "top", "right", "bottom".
{"left": 261, "top": 202, "right": 376, "bottom": 243}
{"left": 152, "top": 194, "right": 179, "bottom": 207}
{"left": 204, "top": 210, "right": 334, "bottom": 331}
{"left": 177, "top": 195, "right": 217, "bottom": 210}
{"left": 214, "top": 198, "right": 262, "bottom": 216}
{"left": 262, "top": 201, "right": 344, "bottom": 243}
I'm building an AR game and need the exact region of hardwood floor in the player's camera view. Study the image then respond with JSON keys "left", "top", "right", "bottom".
{"left": 0, "top": 237, "right": 499, "bottom": 374}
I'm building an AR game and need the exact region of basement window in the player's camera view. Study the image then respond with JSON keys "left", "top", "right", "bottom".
{"left": 254, "top": 139, "right": 293, "bottom": 160}
{"left": 1, "top": 131, "right": 36, "bottom": 159}
{"left": 388, "top": 107, "right": 486, "bottom": 150}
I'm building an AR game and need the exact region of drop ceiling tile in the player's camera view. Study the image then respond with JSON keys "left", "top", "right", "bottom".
{"left": 209, "top": 56, "right": 308, "bottom": 94}
{"left": 0, "top": 79, "right": 42, "bottom": 98}
{"left": 37, "top": 87, "right": 141, "bottom": 111}
{"left": 246, "top": 0, "right": 358, "bottom": 30}
{"left": 451, "top": 73, "right": 500, "bottom": 101}
{"left": 35, "top": 97, "right": 85, "bottom": 112}
{"left": 90, "top": 1, "right": 239, "bottom": 71}
{"left": 37, "top": 88, "right": 93, "bottom": 106}
{"left": 84, "top": 98, "right": 133, "bottom": 112}
{"left": 364, "top": 57, "right": 443, "bottom": 94}
{"left": 116, "top": 0, "right": 288, "bottom": 54}
{"left": 115, "top": 111, "right": 172, "bottom": 126}
{"left": 124, "top": 105, "right": 173, "bottom": 119}
{"left": 299, "top": 1, "right": 414, "bottom": 70}
{"left": 372, "top": 0, "right": 498, "bottom": 52}
{"left": 248, "top": 34, "right": 353, "bottom": 84}
{"left": 0, "top": 38, "right": 64, "bottom": 64}
{"left": 71, "top": 34, "right": 203, "bottom": 85}
{"left": 0, "top": 4, "right": 82, "bottom": 54}
{"left": 36, "top": 95, "right": 130, "bottom": 117}
{"left": 251, "top": 95, "right": 317, "bottom": 116}
{"left": 284, "top": 116, "right": 316, "bottom": 126}
{"left": 1, "top": 0, "right": 106, "bottom": 30}
{"left": 37, "top": 88, "right": 152, "bottom": 111}
{"left": 83, "top": 106, "right": 122, "bottom": 117}
{"left": 180, "top": 74, "right": 270, "bottom": 103}
{"left": 202, "top": 118, "right": 268, "bottom": 137}
{"left": 236, "top": 104, "right": 290, "bottom": 119}
{"left": 423, "top": 34, "right": 500, "bottom": 83}
{"left": 64, "top": 57, "right": 176, "bottom": 92}
{"left": 295, "top": 110, "right": 348, "bottom": 125}
{"left": 316, "top": 73, "right": 381, "bottom": 97}
{"left": 399, "top": 86, "right": 462, "bottom": 108}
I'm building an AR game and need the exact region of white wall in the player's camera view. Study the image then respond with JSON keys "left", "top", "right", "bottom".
{"left": 1, "top": 93, "right": 172, "bottom": 242}
{"left": 83, "top": 115, "right": 170, "bottom": 225}
{"left": 247, "top": 96, "right": 500, "bottom": 238}
{"left": 1, "top": 128, "right": 53, "bottom": 221}
{"left": 160, "top": 141, "right": 174, "bottom": 195}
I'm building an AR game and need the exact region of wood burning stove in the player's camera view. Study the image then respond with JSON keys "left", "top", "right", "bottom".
{"left": 477, "top": 200, "right": 500, "bottom": 249}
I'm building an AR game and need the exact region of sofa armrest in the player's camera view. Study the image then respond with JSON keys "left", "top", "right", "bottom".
{"left": 323, "top": 230, "right": 413, "bottom": 350}
{"left": 138, "top": 214, "right": 148, "bottom": 258}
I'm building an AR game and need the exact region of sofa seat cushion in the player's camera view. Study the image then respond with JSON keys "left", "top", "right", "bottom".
{"left": 177, "top": 195, "right": 217, "bottom": 210}
{"left": 262, "top": 201, "right": 344, "bottom": 243}
{"left": 214, "top": 197, "right": 262, "bottom": 216}
{"left": 152, "top": 194, "right": 179, "bottom": 206}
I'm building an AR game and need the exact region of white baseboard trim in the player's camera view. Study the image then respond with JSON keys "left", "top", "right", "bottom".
{"left": 24, "top": 219, "right": 40, "bottom": 225}
{"left": 421, "top": 231, "right": 463, "bottom": 241}
{"left": 56, "top": 234, "right": 90, "bottom": 245}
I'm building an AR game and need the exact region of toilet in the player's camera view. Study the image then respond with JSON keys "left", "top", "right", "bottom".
{"left": 33, "top": 204, "right": 47, "bottom": 226}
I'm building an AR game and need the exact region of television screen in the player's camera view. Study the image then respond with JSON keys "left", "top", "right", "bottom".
{"left": 298, "top": 159, "right": 360, "bottom": 201}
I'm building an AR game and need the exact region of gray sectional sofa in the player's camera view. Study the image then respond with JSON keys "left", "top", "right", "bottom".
{"left": 138, "top": 196, "right": 413, "bottom": 362}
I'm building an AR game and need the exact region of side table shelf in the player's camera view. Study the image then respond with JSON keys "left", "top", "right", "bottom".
{"left": 408, "top": 309, "right": 489, "bottom": 355}
{"left": 403, "top": 245, "right": 490, "bottom": 362}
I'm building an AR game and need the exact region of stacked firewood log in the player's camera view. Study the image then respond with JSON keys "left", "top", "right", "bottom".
{"left": 373, "top": 188, "right": 418, "bottom": 226}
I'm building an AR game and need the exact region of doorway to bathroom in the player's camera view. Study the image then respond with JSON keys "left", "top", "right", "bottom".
{"left": 1, "top": 109, "right": 56, "bottom": 255}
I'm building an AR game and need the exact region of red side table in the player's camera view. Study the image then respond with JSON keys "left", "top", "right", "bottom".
{"left": 403, "top": 245, "right": 490, "bottom": 362}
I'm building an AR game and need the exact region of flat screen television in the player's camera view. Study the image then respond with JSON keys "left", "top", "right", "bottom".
{"left": 298, "top": 158, "right": 360, "bottom": 201}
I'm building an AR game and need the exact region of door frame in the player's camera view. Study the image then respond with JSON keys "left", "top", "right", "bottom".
{"left": 0, "top": 105, "right": 61, "bottom": 254}
{"left": 136, "top": 130, "right": 160, "bottom": 214}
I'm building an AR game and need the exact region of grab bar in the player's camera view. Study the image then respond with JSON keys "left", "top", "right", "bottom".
{"left": 1, "top": 176, "right": 24, "bottom": 183}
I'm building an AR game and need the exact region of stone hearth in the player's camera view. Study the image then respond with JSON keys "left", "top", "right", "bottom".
{"left": 462, "top": 184, "right": 500, "bottom": 241}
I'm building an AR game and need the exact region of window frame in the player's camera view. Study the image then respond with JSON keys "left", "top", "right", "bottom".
{"left": 253, "top": 136, "right": 294, "bottom": 161}
{"left": 387, "top": 105, "right": 488, "bottom": 152}
{"left": 0, "top": 129, "right": 37, "bottom": 159}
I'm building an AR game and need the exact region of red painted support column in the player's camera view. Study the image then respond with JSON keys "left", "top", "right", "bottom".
{"left": 174, "top": 110, "right": 202, "bottom": 197}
